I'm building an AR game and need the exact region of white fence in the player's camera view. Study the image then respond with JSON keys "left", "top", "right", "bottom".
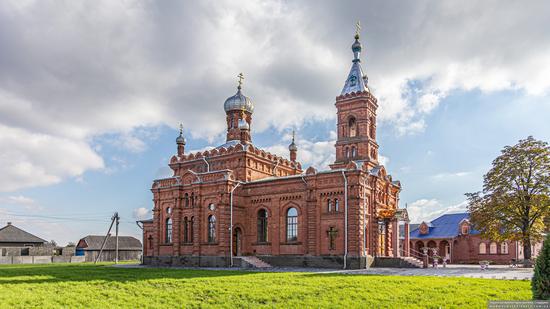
{"left": 0, "top": 256, "right": 85, "bottom": 265}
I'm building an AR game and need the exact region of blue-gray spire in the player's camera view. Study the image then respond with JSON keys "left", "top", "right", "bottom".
{"left": 341, "top": 25, "right": 369, "bottom": 95}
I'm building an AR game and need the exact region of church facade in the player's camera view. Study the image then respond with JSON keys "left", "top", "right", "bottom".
{"left": 140, "top": 31, "right": 411, "bottom": 269}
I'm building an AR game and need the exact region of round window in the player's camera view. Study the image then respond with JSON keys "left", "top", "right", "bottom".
{"left": 208, "top": 203, "right": 215, "bottom": 211}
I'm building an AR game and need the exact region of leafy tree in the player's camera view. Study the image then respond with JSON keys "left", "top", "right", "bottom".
{"left": 467, "top": 136, "right": 550, "bottom": 261}
{"left": 532, "top": 233, "right": 550, "bottom": 300}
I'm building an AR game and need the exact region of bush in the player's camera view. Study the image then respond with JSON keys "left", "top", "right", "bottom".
{"left": 532, "top": 233, "right": 550, "bottom": 300}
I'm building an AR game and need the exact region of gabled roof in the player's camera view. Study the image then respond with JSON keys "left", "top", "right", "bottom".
{"left": 410, "top": 213, "right": 479, "bottom": 239}
{"left": 77, "top": 235, "right": 142, "bottom": 250}
{"left": 0, "top": 223, "right": 47, "bottom": 244}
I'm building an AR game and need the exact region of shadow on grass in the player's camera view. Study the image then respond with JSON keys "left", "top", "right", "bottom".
{"left": 0, "top": 263, "right": 256, "bottom": 284}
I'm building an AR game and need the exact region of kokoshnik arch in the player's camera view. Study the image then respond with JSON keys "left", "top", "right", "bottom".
{"left": 139, "top": 28, "right": 411, "bottom": 269}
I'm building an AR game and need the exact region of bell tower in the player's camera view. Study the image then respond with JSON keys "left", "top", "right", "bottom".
{"left": 331, "top": 24, "right": 379, "bottom": 170}
{"left": 224, "top": 73, "right": 254, "bottom": 143}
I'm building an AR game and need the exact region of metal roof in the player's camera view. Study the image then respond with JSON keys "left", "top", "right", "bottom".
{"left": 341, "top": 35, "right": 369, "bottom": 95}
{"left": 409, "top": 213, "right": 479, "bottom": 239}
{"left": 77, "top": 235, "right": 142, "bottom": 251}
{"left": 0, "top": 223, "right": 47, "bottom": 244}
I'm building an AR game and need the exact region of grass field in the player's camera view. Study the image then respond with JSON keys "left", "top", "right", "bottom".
{"left": 0, "top": 263, "right": 531, "bottom": 308}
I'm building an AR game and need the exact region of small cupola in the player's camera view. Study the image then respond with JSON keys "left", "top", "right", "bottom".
{"left": 176, "top": 123, "right": 186, "bottom": 156}
{"left": 224, "top": 73, "right": 254, "bottom": 114}
{"left": 288, "top": 130, "right": 298, "bottom": 162}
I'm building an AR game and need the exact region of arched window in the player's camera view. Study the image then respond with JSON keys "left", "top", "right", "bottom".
{"left": 351, "top": 146, "right": 357, "bottom": 158}
{"left": 327, "top": 199, "right": 332, "bottom": 212}
{"left": 489, "top": 242, "right": 497, "bottom": 254}
{"left": 190, "top": 216, "right": 194, "bottom": 243}
{"left": 344, "top": 147, "right": 349, "bottom": 158}
{"left": 208, "top": 215, "right": 216, "bottom": 243}
{"left": 183, "top": 217, "right": 189, "bottom": 243}
{"left": 191, "top": 193, "right": 195, "bottom": 207}
{"left": 148, "top": 235, "right": 153, "bottom": 249}
{"left": 461, "top": 224, "right": 469, "bottom": 235}
{"left": 348, "top": 117, "right": 357, "bottom": 137}
{"left": 184, "top": 193, "right": 189, "bottom": 208}
{"left": 334, "top": 199, "right": 339, "bottom": 212}
{"left": 479, "top": 243, "right": 486, "bottom": 254}
{"left": 165, "top": 218, "right": 172, "bottom": 243}
{"left": 257, "top": 209, "right": 268, "bottom": 243}
{"left": 501, "top": 242, "right": 509, "bottom": 254}
{"left": 286, "top": 208, "right": 298, "bottom": 242}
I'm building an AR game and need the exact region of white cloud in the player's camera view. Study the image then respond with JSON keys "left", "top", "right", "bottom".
{"left": 0, "top": 125, "right": 104, "bottom": 192}
{"left": 378, "top": 154, "right": 390, "bottom": 167}
{"left": 1, "top": 1, "right": 550, "bottom": 190}
{"left": 262, "top": 131, "right": 336, "bottom": 170}
{"left": 432, "top": 171, "right": 471, "bottom": 179}
{"left": 0, "top": 195, "right": 41, "bottom": 211}
{"left": 407, "top": 199, "right": 468, "bottom": 223}
{"left": 133, "top": 207, "right": 151, "bottom": 220}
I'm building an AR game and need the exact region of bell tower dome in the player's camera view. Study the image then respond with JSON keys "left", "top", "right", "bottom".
{"left": 331, "top": 23, "right": 379, "bottom": 170}
{"left": 224, "top": 73, "right": 254, "bottom": 143}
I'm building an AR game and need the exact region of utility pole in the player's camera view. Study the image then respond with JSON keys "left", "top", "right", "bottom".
{"left": 95, "top": 212, "right": 119, "bottom": 264}
{"left": 115, "top": 212, "right": 120, "bottom": 264}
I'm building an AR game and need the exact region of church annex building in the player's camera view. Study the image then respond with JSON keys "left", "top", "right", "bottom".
{"left": 139, "top": 30, "right": 412, "bottom": 269}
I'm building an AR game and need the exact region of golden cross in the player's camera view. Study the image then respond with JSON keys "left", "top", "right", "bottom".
{"left": 237, "top": 72, "right": 244, "bottom": 88}
{"left": 355, "top": 21, "right": 361, "bottom": 37}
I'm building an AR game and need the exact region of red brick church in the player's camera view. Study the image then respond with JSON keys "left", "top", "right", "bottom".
{"left": 140, "top": 30, "right": 411, "bottom": 269}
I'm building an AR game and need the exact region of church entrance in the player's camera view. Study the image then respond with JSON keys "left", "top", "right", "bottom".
{"left": 233, "top": 227, "right": 242, "bottom": 256}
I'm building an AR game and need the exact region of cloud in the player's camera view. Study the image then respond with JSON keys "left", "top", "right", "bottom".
{"left": 133, "top": 207, "right": 151, "bottom": 220}
{"left": 432, "top": 171, "right": 471, "bottom": 179}
{"left": 0, "top": 195, "right": 41, "bottom": 211}
{"left": 407, "top": 199, "right": 468, "bottom": 223}
{"left": 1, "top": 0, "right": 550, "bottom": 190}
{"left": 262, "top": 131, "right": 335, "bottom": 170}
{"left": 0, "top": 124, "right": 104, "bottom": 192}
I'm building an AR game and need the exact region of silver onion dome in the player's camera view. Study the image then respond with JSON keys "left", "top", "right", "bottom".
{"left": 288, "top": 130, "right": 297, "bottom": 151}
{"left": 176, "top": 124, "right": 186, "bottom": 144}
{"left": 224, "top": 87, "right": 254, "bottom": 113}
{"left": 238, "top": 117, "right": 249, "bottom": 130}
{"left": 288, "top": 141, "right": 297, "bottom": 152}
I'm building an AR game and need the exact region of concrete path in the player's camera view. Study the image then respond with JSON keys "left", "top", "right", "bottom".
{"left": 114, "top": 263, "right": 533, "bottom": 280}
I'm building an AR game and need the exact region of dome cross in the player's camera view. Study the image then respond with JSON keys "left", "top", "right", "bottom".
{"left": 237, "top": 72, "right": 244, "bottom": 90}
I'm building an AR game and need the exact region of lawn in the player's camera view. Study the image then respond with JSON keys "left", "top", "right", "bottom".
{"left": 0, "top": 263, "right": 531, "bottom": 308}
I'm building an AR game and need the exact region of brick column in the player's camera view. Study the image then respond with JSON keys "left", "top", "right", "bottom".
{"left": 372, "top": 220, "right": 379, "bottom": 257}
{"left": 403, "top": 222, "right": 410, "bottom": 257}
{"left": 172, "top": 198, "right": 182, "bottom": 256}
{"left": 153, "top": 206, "right": 160, "bottom": 256}
{"left": 384, "top": 220, "right": 390, "bottom": 257}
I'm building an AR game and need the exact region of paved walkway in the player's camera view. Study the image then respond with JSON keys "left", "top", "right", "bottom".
{"left": 115, "top": 264, "right": 533, "bottom": 280}
{"left": 333, "top": 265, "right": 533, "bottom": 280}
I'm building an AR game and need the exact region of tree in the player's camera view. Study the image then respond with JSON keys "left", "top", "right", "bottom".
{"left": 467, "top": 136, "right": 550, "bottom": 261}
{"left": 532, "top": 233, "right": 550, "bottom": 299}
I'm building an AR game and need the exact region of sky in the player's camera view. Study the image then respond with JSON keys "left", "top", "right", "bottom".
{"left": 1, "top": 0, "right": 549, "bottom": 245}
